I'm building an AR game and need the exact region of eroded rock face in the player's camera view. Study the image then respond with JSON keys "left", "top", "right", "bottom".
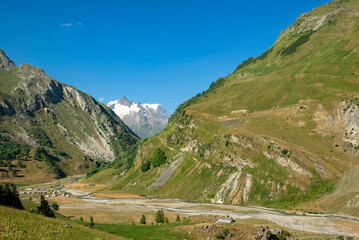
{"left": 63, "top": 86, "right": 89, "bottom": 112}
{"left": 0, "top": 49, "right": 15, "bottom": 70}
{"left": 344, "top": 104, "right": 359, "bottom": 146}
{"left": 0, "top": 100, "right": 15, "bottom": 116}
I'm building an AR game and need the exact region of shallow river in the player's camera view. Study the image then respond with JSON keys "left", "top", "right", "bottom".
{"left": 63, "top": 189, "right": 359, "bottom": 237}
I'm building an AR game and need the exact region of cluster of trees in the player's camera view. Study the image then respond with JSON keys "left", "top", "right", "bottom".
{"left": 0, "top": 159, "right": 25, "bottom": 178}
{"left": 111, "top": 140, "right": 144, "bottom": 170}
{"left": 79, "top": 216, "right": 95, "bottom": 228}
{"left": 280, "top": 31, "right": 312, "bottom": 57}
{"left": 140, "top": 148, "right": 166, "bottom": 173}
{"left": 0, "top": 143, "right": 30, "bottom": 161}
{"left": 155, "top": 209, "right": 168, "bottom": 224}
{"left": 0, "top": 183, "right": 62, "bottom": 219}
{"left": 28, "top": 128, "right": 52, "bottom": 147}
{"left": 140, "top": 211, "right": 180, "bottom": 225}
{"left": 0, "top": 183, "right": 23, "bottom": 209}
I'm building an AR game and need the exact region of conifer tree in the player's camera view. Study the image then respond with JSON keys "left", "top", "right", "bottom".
{"left": 90, "top": 216, "right": 94, "bottom": 228}
{"left": 140, "top": 214, "right": 146, "bottom": 224}
{"left": 155, "top": 209, "right": 165, "bottom": 224}
{"left": 37, "top": 195, "right": 55, "bottom": 217}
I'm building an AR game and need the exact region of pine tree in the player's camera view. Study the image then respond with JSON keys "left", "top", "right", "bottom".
{"left": 176, "top": 214, "right": 180, "bottom": 222}
{"left": 140, "top": 214, "right": 146, "bottom": 224}
{"left": 51, "top": 202, "right": 59, "bottom": 211}
{"left": 160, "top": 209, "right": 164, "bottom": 223}
{"left": 155, "top": 210, "right": 161, "bottom": 223}
{"left": 37, "top": 195, "right": 55, "bottom": 217}
{"left": 90, "top": 216, "right": 94, "bottom": 228}
{"left": 155, "top": 209, "right": 165, "bottom": 224}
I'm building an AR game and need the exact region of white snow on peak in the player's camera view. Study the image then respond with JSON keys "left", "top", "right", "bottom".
{"left": 107, "top": 101, "right": 141, "bottom": 118}
{"left": 107, "top": 97, "right": 169, "bottom": 119}
{"left": 107, "top": 96, "right": 170, "bottom": 138}
{"left": 143, "top": 103, "right": 160, "bottom": 111}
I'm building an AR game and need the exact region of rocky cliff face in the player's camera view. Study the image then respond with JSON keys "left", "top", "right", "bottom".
{"left": 107, "top": 96, "right": 170, "bottom": 138}
{"left": 0, "top": 49, "right": 138, "bottom": 180}
{"left": 0, "top": 49, "right": 15, "bottom": 70}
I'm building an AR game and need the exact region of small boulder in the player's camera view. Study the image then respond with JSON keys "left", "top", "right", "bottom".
{"left": 64, "top": 223, "right": 72, "bottom": 228}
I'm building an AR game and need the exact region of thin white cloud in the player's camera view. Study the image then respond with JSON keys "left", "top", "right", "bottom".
{"left": 60, "top": 22, "right": 84, "bottom": 28}
{"left": 61, "top": 23, "right": 73, "bottom": 27}
{"left": 99, "top": 97, "right": 105, "bottom": 102}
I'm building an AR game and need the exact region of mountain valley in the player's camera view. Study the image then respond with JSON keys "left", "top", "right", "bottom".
{"left": 2, "top": 0, "right": 359, "bottom": 239}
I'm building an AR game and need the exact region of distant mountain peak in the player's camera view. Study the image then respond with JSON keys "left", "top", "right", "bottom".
{"left": 107, "top": 96, "right": 170, "bottom": 138}
{"left": 0, "top": 49, "right": 15, "bottom": 70}
{"left": 116, "top": 96, "right": 134, "bottom": 107}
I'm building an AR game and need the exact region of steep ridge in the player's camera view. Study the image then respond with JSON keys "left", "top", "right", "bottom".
{"left": 88, "top": 0, "right": 359, "bottom": 216}
{"left": 0, "top": 50, "right": 138, "bottom": 183}
{"left": 107, "top": 96, "right": 170, "bottom": 138}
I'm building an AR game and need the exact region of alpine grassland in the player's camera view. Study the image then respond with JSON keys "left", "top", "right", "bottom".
{"left": 0, "top": 206, "right": 125, "bottom": 240}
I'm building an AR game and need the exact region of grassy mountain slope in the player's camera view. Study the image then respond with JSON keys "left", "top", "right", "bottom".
{"left": 88, "top": 0, "right": 359, "bottom": 215}
{"left": 0, "top": 51, "right": 138, "bottom": 183}
{"left": 0, "top": 205, "right": 125, "bottom": 239}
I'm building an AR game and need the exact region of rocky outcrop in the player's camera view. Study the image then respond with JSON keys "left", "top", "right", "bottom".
{"left": 256, "top": 226, "right": 293, "bottom": 240}
{"left": 344, "top": 104, "right": 359, "bottom": 146}
{"left": 0, "top": 100, "right": 15, "bottom": 116}
{"left": 276, "top": 7, "right": 344, "bottom": 42}
{"left": 0, "top": 49, "right": 15, "bottom": 70}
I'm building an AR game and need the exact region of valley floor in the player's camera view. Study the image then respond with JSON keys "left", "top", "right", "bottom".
{"left": 7, "top": 176, "right": 358, "bottom": 239}
{"left": 58, "top": 184, "right": 359, "bottom": 239}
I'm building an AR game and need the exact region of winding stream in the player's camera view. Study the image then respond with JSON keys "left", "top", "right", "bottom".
{"left": 62, "top": 189, "right": 359, "bottom": 237}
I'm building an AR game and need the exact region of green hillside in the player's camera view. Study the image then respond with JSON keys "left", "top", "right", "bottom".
{"left": 87, "top": 0, "right": 359, "bottom": 216}
{"left": 0, "top": 205, "right": 125, "bottom": 240}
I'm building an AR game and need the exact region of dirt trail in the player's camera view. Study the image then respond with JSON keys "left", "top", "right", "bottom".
{"left": 62, "top": 188, "right": 359, "bottom": 237}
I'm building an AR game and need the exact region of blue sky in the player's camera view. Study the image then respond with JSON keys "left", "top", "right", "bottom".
{"left": 0, "top": 0, "right": 330, "bottom": 113}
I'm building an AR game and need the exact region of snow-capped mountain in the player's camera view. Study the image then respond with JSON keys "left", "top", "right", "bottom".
{"left": 107, "top": 96, "right": 171, "bottom": 138}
